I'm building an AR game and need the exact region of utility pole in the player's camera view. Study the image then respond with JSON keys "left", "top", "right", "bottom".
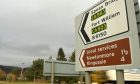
{"left": 34, "top": 71, "right": 36, "bottom": 82}
{"left": 20, "top": 63, "right": 24, "bottom": 80}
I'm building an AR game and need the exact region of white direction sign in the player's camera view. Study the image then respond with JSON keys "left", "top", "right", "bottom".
{"left": 76, "top": 0, "right": 140, "bottom": 71}
{"left": 79, "top": 0, "right": 129, "bottom": 44}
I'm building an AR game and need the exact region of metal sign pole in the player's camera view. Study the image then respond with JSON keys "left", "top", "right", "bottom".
{"left": 85, "top": 71, "right": 91, "bottom": 84}
{"left": 116, "top": 70, "right": 125, "bottom": 84}
{"left": 80, "top": 72, "right": 83, "bottom": 84}
{"left": 51, "top": 60, "right": 54, "bottom": 84}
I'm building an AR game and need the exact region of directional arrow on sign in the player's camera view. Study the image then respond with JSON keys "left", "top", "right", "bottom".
{"left": 79, "top": 50, "right": 86, "bottom": 68}
{"left": 78, "top": 0, "right": 129, "bottom": 45}
{"left": 78, "top": 12, "right": 91, "bottom": 45}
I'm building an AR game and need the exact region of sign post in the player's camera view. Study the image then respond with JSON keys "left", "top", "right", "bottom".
{"left": 80, "top": 72, "right": 84, "bottom": 84}
{"left": 116, "top": 70, "right": 125, "bottom": 84}
{"left": 75, "top": 0, "right": 140, "bottom": 83}
{"left": 51, "top": 60, "right": 54, "bottom": 84}
{"left": 85, "top": 71, "right": 91, "bottom": 84}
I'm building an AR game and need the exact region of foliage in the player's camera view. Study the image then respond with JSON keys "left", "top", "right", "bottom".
{"left": 91, "top": 70, "right": 108, "bottom": 84}
{"left": 32, "top": 59, "right": 44, "bottom": 76}
{"left": 54, "top": 76, "right": 78, "bottom": 84}
{"left": 56, "top": 48, "right": 67, "bottom": 61}
{"left": 0, "top": 81, "right": 48, "bottom": 84}
{"left": 0, "top": 68, "right": 6, "bottom": 80}
{"left": 49, "top": 56, "right": 53, "bottom": 60}
{"left": 25, "top": 59, "right": 44, "bottom": 81}
{"left": 10, "top": 68, "right": 20, "bottom": 76}
{"left": 24, "top": 67, "right": 34, "bottom": 80}
{"left": 6, "top": 73, "right": 17, "bottom": 82}
{"left": 69, "top": 51, "right": 75, "bottom": 62}
{"left": 65, "top": 77, "right": 79, "bottom": 84}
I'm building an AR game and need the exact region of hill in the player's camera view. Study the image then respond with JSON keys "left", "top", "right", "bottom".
{"left": 0, "top": 65, "right": 21, "bottom": 73}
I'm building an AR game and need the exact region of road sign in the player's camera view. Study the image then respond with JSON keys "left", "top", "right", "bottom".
{"left": 79, "top": 0, "right": 129, "bottom": 45}
{"left": 43, "top": 60, "right": 81, "bottom": 76}
{"left": 80, "top": 38, "right": 131, "bottom": 68}
{"left": 75, "top": 0, "right": 140, "bottom": 71}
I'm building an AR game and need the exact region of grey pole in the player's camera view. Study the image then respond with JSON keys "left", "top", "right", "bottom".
{"left": 34, "top": 71, "right": 36, "bottom": 82}
{"left": 80, "top": 72, "right": 83, "bottom": 84}
{"left": 20, "top": 63, "right": 24, "bottom": 80}
{"left": 116, "top": 70, "right": 125, "bottom": 84}
{"left": 20, "top": 67, "right": 23, "bottom": 80}
{"left": 85, "top": 71, "right": 91, "bottom": 84}
{"left": 51, "top": 60, "right": 54, "bottom": 84}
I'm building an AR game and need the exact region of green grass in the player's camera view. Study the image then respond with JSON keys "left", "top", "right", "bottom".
{"left": 0, "top": 81, "right": 49, "bottom": 84}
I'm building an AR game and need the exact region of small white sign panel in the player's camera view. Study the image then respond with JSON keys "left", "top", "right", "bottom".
{"left": 79, "top": 0, "right": 129, "bottom": 44}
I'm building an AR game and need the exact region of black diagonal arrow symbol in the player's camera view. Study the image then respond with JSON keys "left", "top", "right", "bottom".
{"left": 80, "top": 12, "right": 91, "bottom": 44}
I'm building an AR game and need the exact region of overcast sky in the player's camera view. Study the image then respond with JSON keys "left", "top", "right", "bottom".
{"left": 0, "top": 0, "right": 101, "bottom": 67}
{"left": 0, "top": 0, "right": 140, "bottom": 67}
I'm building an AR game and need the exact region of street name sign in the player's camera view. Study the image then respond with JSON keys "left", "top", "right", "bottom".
{"left": 75, "top": 0, "right": 140, "bottom": 71}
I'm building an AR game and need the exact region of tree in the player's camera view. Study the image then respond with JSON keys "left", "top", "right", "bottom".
{"left": 24, "top": 67, "right": 34, "bottom": 81}
{"left": 56, "top": 48, "right": 67, "bottom": 61}
{"left": 32, "top": 59, "right": 44, "bottom": 79}
{"left": 10, "top": 68, "right": 20, "bottom": 76}
{"left": 6, "top": 73, "right": 17, "bottom": 82}
{"left": 49, "top": 56, "right": 53, "bottom": 60}
{"left": 25, "top": 59, "right": 44, "bottom": 81}
{"left": 69, "top": 51, "right": 75, "bottom": 62}
{"left": 0, "top": 68, "right": 6, "bottom": 80}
